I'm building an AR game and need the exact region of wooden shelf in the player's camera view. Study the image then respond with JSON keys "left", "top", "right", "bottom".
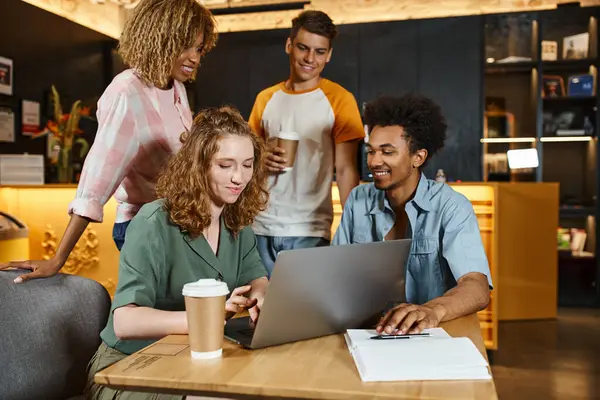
{"left": 542, "top": 58, "right": 597, "bottom": 71}
{"left": 485, "top": 59, "right": 597, "bottom": 74}
{"left": 483, "top": 7, "right": 598, "bottom": 319}
{"left": 559, "top": 250, "right": 596, "bottom": 260}
{"left": 559, "top": 205, "right": 596, "bottom": 217}
{"left": 543, "top": 96, "right": 596, "bottom": 103}
{"left": 485, "top": 61, "right": 536, "bottom": 75}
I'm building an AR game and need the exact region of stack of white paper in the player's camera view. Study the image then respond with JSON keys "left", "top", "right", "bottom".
{"left": 344, "top": 328, "right": 491, "bottom": 382}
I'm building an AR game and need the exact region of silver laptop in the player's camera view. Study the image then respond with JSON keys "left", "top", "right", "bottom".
{"left": 224, "top": 239, "right": 411, "bottom": 349}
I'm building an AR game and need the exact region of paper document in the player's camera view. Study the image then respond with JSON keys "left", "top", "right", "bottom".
{"left": 0, "top": 109, "right": 15, "bottom": 142}
{"left": 345, "top": 328, "right": 491, "bottom": 382}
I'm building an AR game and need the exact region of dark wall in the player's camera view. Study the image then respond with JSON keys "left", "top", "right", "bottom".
{"left": 195, "top": 15, "right": 483, "bottom": 181}
{"left": 0, "top": 0, "right": 115, "bottom": 158}
{"left": 194, "top": 29, "right": 288, "bottom": 117}
{"left": 416, "top": 17, "right": 483, "bottom": 181}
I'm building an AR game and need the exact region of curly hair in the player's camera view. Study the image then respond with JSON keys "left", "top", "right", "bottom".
{"left": 291, "top": 10, "right": 337, "bottom": 43}
{"left": 364, "top": 94, "right": 447, "bottom": 165}
{"left": 156, "top": 106, "right": 269, "bottom": 238}
{"left": 118, "top": 0, "right": 218, "bottom": 89}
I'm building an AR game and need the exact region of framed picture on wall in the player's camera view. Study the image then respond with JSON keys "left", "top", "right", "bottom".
{"left": 0, "top": 56, "right": 13, "bottom": 96}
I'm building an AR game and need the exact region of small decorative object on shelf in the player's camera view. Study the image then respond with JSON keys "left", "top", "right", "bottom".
{"left": 557, "top": 228, "right": 571, "bottom": 250}
{"left": 542, "top": 76, "right": 565, "bottom": 98}
{"left": 583, "top": 116, "right": 594, "bottom": 136}
{"left": 485, "top": 153, "right": 509, "bottom": 174}
{"left": 562, "top": 33, "right": 589, "bottom": 60}
{"left": 32, "top": 86, "right": 91, "bottom": 183}
{"left": 545, "top": 106, "right": 592, "bottom": 137}
{"left": 568, "top": 74, "right": 595, "bottom": 97}
{"left": 435, "top": 169, "right": 446, "bottom": 183}
{"left": 542, "top": 40, "right": 558, "bottom": 61}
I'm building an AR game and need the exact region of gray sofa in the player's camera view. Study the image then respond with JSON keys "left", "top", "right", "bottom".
{"left": 0, "top": 269, "right": 111, "bottom": 400}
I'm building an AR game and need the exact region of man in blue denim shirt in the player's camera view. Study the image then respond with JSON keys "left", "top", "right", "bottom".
{"left": 333, "top": 94, "right": 492, "bottom": 336}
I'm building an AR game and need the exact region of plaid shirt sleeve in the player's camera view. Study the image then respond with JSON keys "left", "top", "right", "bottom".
{"left": 68, "top": 90, "right": 139, "bottom": 223}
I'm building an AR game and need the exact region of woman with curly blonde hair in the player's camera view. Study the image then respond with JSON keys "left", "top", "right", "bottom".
{"left": 85, "top": 106, "right": 270, "bottom": 400}
{"left": 2, "top": 0, "right": 219, "bottom": 283}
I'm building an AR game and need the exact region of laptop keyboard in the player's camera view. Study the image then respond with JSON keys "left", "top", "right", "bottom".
{"left": 238, "top": 328, "right": 255, "bottom": 337}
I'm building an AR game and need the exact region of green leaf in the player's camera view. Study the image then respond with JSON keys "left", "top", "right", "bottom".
{"left": 75, "top": 137, "right": 90, "bottom": 158}
{"left": 51, "top": 85, "right": 63, "bottom": 126}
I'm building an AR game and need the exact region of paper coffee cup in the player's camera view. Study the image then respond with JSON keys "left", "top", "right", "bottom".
{"left": 182, "top": 279, "right": 229, "bottom": 359}
{"left": 277, "top": 131, "right": 300, "bottom": 171}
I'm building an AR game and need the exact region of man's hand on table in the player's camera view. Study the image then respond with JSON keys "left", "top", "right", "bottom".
{"left": 376, "top": 303, "right": 447, "bottom": 335}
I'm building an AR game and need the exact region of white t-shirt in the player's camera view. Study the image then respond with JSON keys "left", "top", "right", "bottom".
{"left": 248, "top": 79, "right": 364, "bottom": 240}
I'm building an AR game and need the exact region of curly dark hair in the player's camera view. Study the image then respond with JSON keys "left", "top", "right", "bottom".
{"left": 290, "top": 10, "right": 337, "bottom": 43}
{"left": 156, "top": 106, "right": 269, "bottom": 238}
{"left": 364, "top": 94, "right": 447, "bottom": 165}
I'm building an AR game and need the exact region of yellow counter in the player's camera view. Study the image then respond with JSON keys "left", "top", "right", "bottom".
{"left": 0, "top": 185, "right": 120, "bottom": 296}
{"left": 450, "top": 182, "right": 559, "bottom": 325}
{"left": 1, "top": 181, "right": 559, "bottom": 351}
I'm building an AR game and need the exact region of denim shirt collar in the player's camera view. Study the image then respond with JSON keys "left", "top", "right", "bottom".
{"left": 368, "top": 173, "right": 433, "bottom": 215}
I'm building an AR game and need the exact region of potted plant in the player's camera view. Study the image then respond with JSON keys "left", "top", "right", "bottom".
{"left": 33, "top": 85, "right": 91, "bottom": 183}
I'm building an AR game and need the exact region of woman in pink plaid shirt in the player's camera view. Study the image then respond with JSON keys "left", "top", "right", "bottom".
{"left": 1, "top": 0, "right": 219, "bottom": 283}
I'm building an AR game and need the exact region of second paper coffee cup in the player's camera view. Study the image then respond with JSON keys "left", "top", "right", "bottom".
{"left": 277, "top": 131, "right": 300, "bottom": 171}
{"left": 182, "top": 279, "right": 229, "bottom": 359}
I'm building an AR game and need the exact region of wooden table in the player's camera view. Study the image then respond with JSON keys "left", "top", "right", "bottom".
{"left": 95, "top": 314, "right": 497, "bottom": 399}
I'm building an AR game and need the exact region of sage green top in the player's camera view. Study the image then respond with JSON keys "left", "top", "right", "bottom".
{"left": 100, "top": 199, "right": 268, "bottom": 355}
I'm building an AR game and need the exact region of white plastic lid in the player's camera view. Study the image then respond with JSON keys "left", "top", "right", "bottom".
{"left": 182, "top": 279, "right": 229, "bottom": 298}
{"left": 278, "top": 131, "right": 300, "bottom": 141}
